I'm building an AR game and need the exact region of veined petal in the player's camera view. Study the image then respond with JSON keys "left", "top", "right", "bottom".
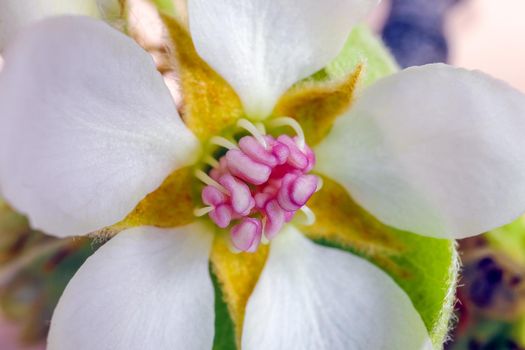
{"left": 0, "top": 17, "right": 200, "bottom": 237}
{"left": 0, "top": 0, "right": 120, "bottom": 50}
{"left": 188, "top": 0, "right": 378, "bottom": 119}
{"left": 316, "top": 64, "right": 525, "bottom": 239}
{"left": 242, "top": 226, "right": 431, "bottom": 350}
{"left": 48, "top": 224, "right": 214, "bottom": 350}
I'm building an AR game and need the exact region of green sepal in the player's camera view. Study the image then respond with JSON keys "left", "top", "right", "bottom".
{"left": 320, "top": 25, "right": 399, "bottom": 86}
{"left": 150, "top": 0, "right": 177, "bottom": 17}
{"left": 486, "top": 216, "right": 525, "bottom": 265}
{"left": 210, "top": 265, "right": 237, "bottom": 350}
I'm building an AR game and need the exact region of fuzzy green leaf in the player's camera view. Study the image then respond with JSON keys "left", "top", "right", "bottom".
{"left": 321, "top": 25, "right": 399, "bottom": 86}
{"left": 486, "top": 216, "right": 525, "bottom": 265}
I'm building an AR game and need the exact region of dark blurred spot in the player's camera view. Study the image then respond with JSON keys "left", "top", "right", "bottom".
{"left": 381, "top": 0, "right": 461, "bottom": 67}
{"left": 470, "top": 277, "right": 495, "bottom": 307}
{"left": 468, "top": 339, "right": 481, "bottom": 350}
{"left": 382, "top": 20, "right": 448, "bottom": 67}
{"left": 478, "top": 257, "right": 495, "bottom": 270}
{"left": 486, "top": 268, "right": 503, "bottom": 285}
{"left": 507, "top": 340, "right": 520, "bottom": 350}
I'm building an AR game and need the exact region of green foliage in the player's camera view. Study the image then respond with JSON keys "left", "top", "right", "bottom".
{"left": 151, "top": 0, "right": 177, "bottom": 16}
{"left": 319, "top": 25, "right": 399, "bottom": 87}
{"left": 210, "top": 266, "right": 237, "bottom": 350}
{"left": 486, "top": 216, "right": 525, "bottom": 265}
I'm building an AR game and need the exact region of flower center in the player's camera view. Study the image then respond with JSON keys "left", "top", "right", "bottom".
{"left": 194, "top": 118, "right": 320, "bottom": 252}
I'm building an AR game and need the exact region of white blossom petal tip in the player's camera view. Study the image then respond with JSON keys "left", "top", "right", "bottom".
{"left": 188, "top": 0, "right": 379, "bottom": 119}
{"left": 47, "top": 224, "right": 215, "bottom": 350}
{"left": 316, "top": 63, "right": 525, "bottom": 239}
{"left": 0, "top": 16, "right": 200, "bottom": 237}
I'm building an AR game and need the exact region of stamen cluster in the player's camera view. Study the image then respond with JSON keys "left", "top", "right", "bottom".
{"left": 197, "top": 119, "right": 319, "bottom": 252}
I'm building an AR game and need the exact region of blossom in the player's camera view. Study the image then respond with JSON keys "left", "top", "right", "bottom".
{"left": 1, "top": 0, "right": 525, "bottom": 349}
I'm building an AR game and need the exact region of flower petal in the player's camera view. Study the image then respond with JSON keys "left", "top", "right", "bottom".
{"left": 188, "top": 0, "right": 378, "bottom": 119}
{"left": 242, "top": 226, "right": 431, "bottom": 350}
{"left": 0, "top": 17, "right": 200, "bottom": 237}
{"left": 0, "top": 0, "right": 119, "bottom": 50}
{"left": 316, "top": 64, "right": 525, "bottom": 239}
{"left": 47, "top": 224, "right": 214, "bottom": 350}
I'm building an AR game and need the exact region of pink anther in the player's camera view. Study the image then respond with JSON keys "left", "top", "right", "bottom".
{"left": 201, "top": 133, "right": 318, "bottom": 252}
{"left": 231, "top": 218, "right": 262, "bottom": 252}
{"left": 226, "top": 149, "right": 272, "bottom": 185}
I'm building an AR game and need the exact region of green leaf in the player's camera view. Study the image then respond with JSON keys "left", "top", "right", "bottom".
{"left": 210, "top": 265, "right": 237, "bottom": 350}
{"left": 151, "top": 0, "right": 177, "bottom": 16}
{"left": 486, "top": 216, "right": 525, "bottom": 265}
{"left": 321, "top": 25, "right": 399, "bottom": 86}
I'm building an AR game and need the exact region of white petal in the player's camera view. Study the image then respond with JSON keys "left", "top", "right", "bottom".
{"left": 316, "top": 64, "right": 525, "bottom": 239}
{"left": 188, "top": 0, "right": 378, "bottom": 119}
{"left": 0, "top": 0, "right": 119, "bottom": 50}
{"left": 48, "top": 224, "right": 214, "bottom": 350}
{"left": 0, "top": 17, "right": 199, "bottom": 237}
{"left": 242, "top": 226, "right": 431, "bottom": 350}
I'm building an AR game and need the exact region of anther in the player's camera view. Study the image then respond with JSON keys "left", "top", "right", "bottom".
{"left": 197, "top": 117, "right": 318, "bottom": 252}
{"left": 231, "top": 218, "right": 262, "bottom": 252}
{"left": 268, "top": 117, "right": 306, "bottom": 149}
{"left": 237, "top": 118, "right": 268, "bottom": 148}
{"left": 194, "top": 169, "right": 229, "bottom": 195}
{"left": 210, "top": 136, "right": 239, "bottom": 150}
{"left": 225, "top": 150, "right": 272, "bottom": 185}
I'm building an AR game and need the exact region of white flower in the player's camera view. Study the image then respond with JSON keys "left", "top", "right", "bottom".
{"left": 0, "top": 0, "right": 525, "bottom": 349}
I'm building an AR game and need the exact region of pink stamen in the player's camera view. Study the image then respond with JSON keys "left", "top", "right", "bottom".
{"left": 201, "top": 133, "right": 318, "bottom": 252}
{"left": 210, "top": 204, "right": 233, "bottom": 228}
{"left": 226, "top": 149, "right": 272, "bottom": 185}
{"left": 277, "top": 135, "right": 309, "bottom": 170}
{"left": 290, "top": 174, "right": 318, "bottom": 207}
{"left": 264, "top": 200, "right": 285, "bottom": 240}
{"left": 218, "top": 174, "right": 255, "bottom": 216}
{"left": 271, "top": 140, "right": 290, "bottom": 165}
{"left": 202, "top": 186, "right": 226, "bottom": 207}
{"left": 239, "top": 136, "right": 278, "bottom": 167}
{"left": 231, "top": 218, "right": 262, "bottom": 252}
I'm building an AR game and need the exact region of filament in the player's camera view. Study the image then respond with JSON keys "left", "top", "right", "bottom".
{"left": 237, "top": 118, "right": 268, "bottom": 148}
{"left": 268, "top": 117, "right": 306, "bottom": 149}
{"left": 194, "top": 169, "right": 229, "bottom": 194}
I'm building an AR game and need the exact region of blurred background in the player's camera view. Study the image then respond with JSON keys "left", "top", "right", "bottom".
{"left": 1, "top": 0, "right": 525, "bottom": 349}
